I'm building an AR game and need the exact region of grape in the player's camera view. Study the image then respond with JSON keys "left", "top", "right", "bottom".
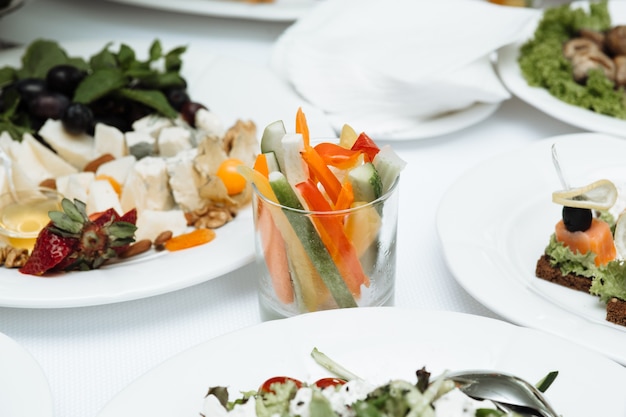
{"left": 46, "top": 65, "right": 86, "bottom": 97}
{"left": 165, "top": 87, "right": 190, "bottom": 111}
{"left": 62, "top": 102, "right": 94, "bottom": 135}
{"left": 28, "top": 92, "right": 70, "bottom": 120}
{"left": 15, "top": 78, "right": 48, "bottom": 102}
{"left": 180, "top": 101, "right": 206, "bottom": 127}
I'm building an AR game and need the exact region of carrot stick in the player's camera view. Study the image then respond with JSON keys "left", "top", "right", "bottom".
{"left": 295, "top": 107, "right": 310, "bottom": 148}
{"left": 253, "top": 153, "right": 269, "bottom": 178}
{"left": 257, "top": 198, "right": 293, "bottom": 303}
{"left": 296, "top": 179, "right": 370, "bottom": 296}
{"left": 334, "top": 181, "right": 354, "bottom": 212}
{"left": 239, "top": 165, "right": 331, "bottom": 311}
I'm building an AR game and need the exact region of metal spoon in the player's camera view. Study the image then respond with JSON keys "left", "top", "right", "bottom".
{"left": 443, "top": 370, "right": 560, "bottom": 417}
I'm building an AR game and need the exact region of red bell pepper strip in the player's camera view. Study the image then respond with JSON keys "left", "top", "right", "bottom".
{"left": 301, "top": 145, "right": 342, "bottom": 204}
{"left": 314, "top": 142, "right": 363, "bottom": 170}
{"left": 351, "top": 132, "right": 380, "bottom": 162}
{"left": 296, "top": 179, "right": 370, "bottom": 296}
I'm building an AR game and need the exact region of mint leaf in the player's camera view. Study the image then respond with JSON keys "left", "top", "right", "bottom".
{"left": 116, "top": 88, "right": 177, "bottom": 118}
{"left": 73, "top": 67, "right": 126, "bottom": 103}
{"left": 0, "top": 66, "right": 16, "bottom": 88}
{"left": 18, "top": 39, "right": 71, "bottom": 78}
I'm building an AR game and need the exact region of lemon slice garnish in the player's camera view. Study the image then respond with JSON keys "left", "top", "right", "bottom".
{"left": 552, "top": 179, "right": 618, "bottom": 211}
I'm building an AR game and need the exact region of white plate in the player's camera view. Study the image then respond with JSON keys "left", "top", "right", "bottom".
{"left": 96, "top": 307, "right": 626, "bottom": 417}
{"left": 104, "top": 0, "right": 320, "bottom": 21}
{"left": 0, "top": 331, "right": 53, "bottom": 417}
{"left": 0, "top": 40, "right": 334, "bottom": 308}
{"left": 381, "top": 102, "right": 501, "bottom": 141}
{"left": 497, "top": 1, "right": 626, "bottom": 138}
{"left": 437, "top": 132, "right": 626, "bottom": 365}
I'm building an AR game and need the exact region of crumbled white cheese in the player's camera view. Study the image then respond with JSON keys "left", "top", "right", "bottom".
{"left": 86, "top": 179, "right": 123, "bottom": 215}
{"left": 96, "top": 155, "right": 137, "bottom": 187}
{"left": 195, "top": 108, "right": 225, "bottom": 138}
{"left": 131, "top": 114, "right": 173, "bottom": 138}
{"left": 38, "top": 119, "right": 95, "bottom": 169}
{"left": 135, "top": 209, "right": 187, "bottom": 241}
{"left": 157, "top": 126, "right": 192, "bottom": 157}
{"left": 56, "top": 172, "right": 95, "bottom": 203}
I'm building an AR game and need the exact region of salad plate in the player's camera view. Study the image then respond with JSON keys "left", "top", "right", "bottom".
{"left": 438, "top": 132, "right": 626, "bottom": 365}
{"left": 96, "top": 307, "right": 626, "bottom": 417}
{"left": 0, "top": 39, "right": 334, "bottom": 308}
{"left": 496, "top": 1, "right": 626, "bottom": 138}
{"left": 104, "top": 0, "right": 320, "bottom": 21}
{"left": 0, "top": 331, "right": 53, "bottom": 417}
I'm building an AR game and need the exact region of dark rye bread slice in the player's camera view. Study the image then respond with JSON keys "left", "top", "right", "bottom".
{"left": 606, "top": 297, "right": 626, "bottom": 326}
{"left": 535, "top": 254, "right": 592, "bottom": 293}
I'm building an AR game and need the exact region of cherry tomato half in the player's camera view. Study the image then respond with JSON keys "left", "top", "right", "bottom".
{"left": 313, "top": 377, "right": 347, "bottom": 388}
{"left": 259, "top": 376, "right": 303, "bottom": 393}
{"left": 216, "top": 158, "right": 247, "bottom": 195}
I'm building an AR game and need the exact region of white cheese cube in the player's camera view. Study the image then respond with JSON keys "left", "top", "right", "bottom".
{"left": 86, "top": 179, "right": 123, "bottom": 215}
{"left": 94, "top": 123, "right": 127, "bottom": 158}
{"left": 56, "top": 172, "right": 95, "bottom": 202}
{"left": 120, "top": 156, "right": 174, "bottom": 213}
{"left": 157, "top": 126, "right": 192, "bottom": 157}
{"left": 125, "top": 130, "right": 156, "bottom": 160}
{"left": 131, "top": 114, "right": 172, "bottom": 139}
{"left": 135, "top": 209, "right": 188, "bottom": 242}
{"left": 38, "top": 119, "right": 94, "bottom": 169}
{"left": 96, "top": 155, "right": 137, "bottom": 188}
{"left": 166, "top": 149, "right": 202, "bottom": 212}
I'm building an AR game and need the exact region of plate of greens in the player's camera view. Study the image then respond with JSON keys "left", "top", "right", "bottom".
{"left": 496, "top": 0, "right": 626, "bottom": 138}
{"left": 96, "top": 307, "right": 626, "bottom": 417}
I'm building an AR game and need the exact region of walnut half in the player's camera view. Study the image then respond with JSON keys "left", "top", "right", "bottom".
{"left": 0, "top": 245, "right": 29, "bottom": 268}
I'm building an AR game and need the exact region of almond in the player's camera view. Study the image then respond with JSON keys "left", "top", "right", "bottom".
{"left": 39, "top": 178, "right": 57, "bottom": 189}
{"left": 119, "top": 239, "right": 152, "bottom": 259}
{"left": 84, "top": 153, "right": 115, "bottom": 173}
{"left": 153, "top": 230, "right": 173, "bottom": 251}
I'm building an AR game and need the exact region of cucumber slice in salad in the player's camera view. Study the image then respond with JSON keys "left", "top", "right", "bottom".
{"left": 269, "top": 171, "right": 357, "bottom": 309}
{"left": 373, "top": 145, "right": 407, "bottom": 193}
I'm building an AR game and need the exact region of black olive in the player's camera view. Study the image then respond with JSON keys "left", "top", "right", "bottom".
{"left": 28, "top": 92, "right": 70, "bottom": 120}
{"left": 62, "top": 102, "right": 94, "bottom": 135}
{"left": 562, "top": 206, "right": 593, "bottom": 232}
{"left": 46, "top": 65, "right": 86, "bottom": 97}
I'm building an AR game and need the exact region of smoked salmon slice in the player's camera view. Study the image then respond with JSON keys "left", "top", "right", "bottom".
{"left": 555, "top": 218, "right": 616, "bottom": 266}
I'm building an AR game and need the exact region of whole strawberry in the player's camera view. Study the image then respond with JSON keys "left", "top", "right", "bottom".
{"left": 19, "top": 199, "right": 137, "bottom": 276}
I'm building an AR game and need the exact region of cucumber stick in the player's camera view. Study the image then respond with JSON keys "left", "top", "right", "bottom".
{"left": 373, "top": 145, "right": 407, "bottom": 193}
{"left": 348, "top": 162, "right": 382, "bottom": 203}
{"left": 268, "top": 171, "right": 357, "bottom": 308}
{"left": 260, "top": 120, "right": 287, "bottom": 171}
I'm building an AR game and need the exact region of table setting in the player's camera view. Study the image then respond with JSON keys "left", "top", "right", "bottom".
{"left": 1, "top": 0, "right": 626, "bottom": 417}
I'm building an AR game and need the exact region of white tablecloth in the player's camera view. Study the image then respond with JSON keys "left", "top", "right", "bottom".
{"left": 0, "top": 1, "right": 586, "bottom": 417}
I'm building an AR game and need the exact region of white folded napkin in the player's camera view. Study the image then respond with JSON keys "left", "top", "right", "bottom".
{"left": 271, "top": 0, "right": 539, "bottom": 138}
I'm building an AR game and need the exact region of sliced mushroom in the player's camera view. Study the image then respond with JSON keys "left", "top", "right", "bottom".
{"left": 579, "top": 28, "right": 606, "bottom": 48}
{"left": 563, "top": 37, "right": 600, "bottom": 60}
{"left": 614, "top": 55, "right": 626, "bottom": 87}
{"left": 606, "top": 25, "right": 626, "bottom": 56}
{"left": 571, "top": 50, "right": 616, "bottom": 84}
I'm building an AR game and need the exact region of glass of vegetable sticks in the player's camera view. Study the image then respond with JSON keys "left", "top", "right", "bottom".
{"left": 252, "top": 171, "right": 400, "bottom": 320}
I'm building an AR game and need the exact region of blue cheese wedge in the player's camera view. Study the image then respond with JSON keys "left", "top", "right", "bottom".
{"left": 125, "top": 130, "right": 156, "bottom": 160}
{"left": 166, "top": 149, "right": 203, "bottom": 212}
{"left": 120, "top": 156, "right": 174, "bottom": 213}
{"left": 157, "top": 126, "right": 192, "bottom": 157}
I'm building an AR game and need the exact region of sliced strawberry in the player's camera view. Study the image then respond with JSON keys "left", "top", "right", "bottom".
{"left": 19, "top": 228, "right": 78, "bottom": 276}
{"left": 120, "top": 208, "right": 137, "bottom": 225}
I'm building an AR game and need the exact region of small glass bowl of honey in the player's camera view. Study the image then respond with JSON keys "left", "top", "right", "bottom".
{"left": 0, "top": 187, "right": 63, "bottom": 251}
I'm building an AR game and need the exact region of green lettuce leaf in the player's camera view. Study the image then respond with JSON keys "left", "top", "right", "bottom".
{"left": 544, "top": 234, "right": 598, "bottom": 278}
{"left": 591, "top": 260, "right": 626, "bottom": 303}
